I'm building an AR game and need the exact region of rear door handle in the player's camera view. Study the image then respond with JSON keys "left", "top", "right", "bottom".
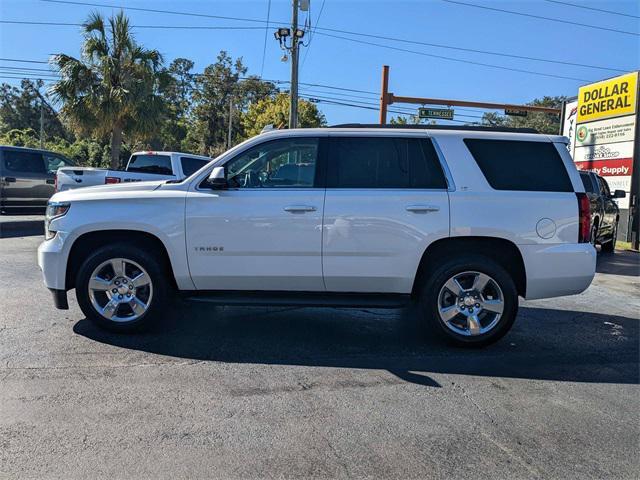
{"left": 46, "top": 179, "right": 55, "bottom": 184}
{"left": 284, "top": 205, "right": 317, "bottom": 213}
{"left": 406, "top": 205, "right": 440, "bottom": 213}
{"left": 4, "top": 177, "right": 16, "bottom": 183}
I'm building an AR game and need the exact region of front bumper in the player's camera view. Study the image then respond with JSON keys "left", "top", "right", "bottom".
{"left": 520, "top": 242, "right": 596, "bottom": 300}
{"left": 37, "top": 232, "right": 68, "bottom": 291}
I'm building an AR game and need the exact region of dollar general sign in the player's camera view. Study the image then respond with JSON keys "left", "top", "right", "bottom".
{"left": 577, "top": 72, "right": 637, "bottom": 123}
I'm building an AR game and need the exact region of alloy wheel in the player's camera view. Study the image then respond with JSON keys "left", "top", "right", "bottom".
{"left": 88, "top": 257, "right": 153, "bottom": 322}
{"left": 437, "top": 271, "right": 504, "bottom": 336}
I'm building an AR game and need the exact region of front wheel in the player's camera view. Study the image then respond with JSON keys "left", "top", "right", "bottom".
{"left": 418, "top": 255, "right": 519, "bottom": 347}
{"left": 75, "top": 244, "right": 169, "bottom": 332}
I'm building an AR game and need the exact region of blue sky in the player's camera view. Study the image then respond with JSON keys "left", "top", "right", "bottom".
{"left": 1, "top": 0, "right": 638, "bottom": 125}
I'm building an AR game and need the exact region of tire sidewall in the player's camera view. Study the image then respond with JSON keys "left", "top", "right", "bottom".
{"left": 75, "top": 243, "right": 168, "bottom": 332}
{"left": 420, "top": 255, "right": 518, "bottom": 347}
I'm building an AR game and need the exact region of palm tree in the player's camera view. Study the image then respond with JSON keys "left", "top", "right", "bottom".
{"left": 50, "top": 11, "right": 164, "bottom": 169}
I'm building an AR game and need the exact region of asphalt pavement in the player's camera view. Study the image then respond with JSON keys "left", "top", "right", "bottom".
{"left": 0, "top": 235, "right": 638, "bottom": 479}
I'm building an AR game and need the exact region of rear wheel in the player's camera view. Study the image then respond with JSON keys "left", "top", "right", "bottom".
{"left": 418, "top": 255, "right": 518, "bottom": 347}
{"left": 75, "top": 243, "right": 168, "bottom": 332}
{"left": 601, "top": 222, "right": 618, "bottom": 253}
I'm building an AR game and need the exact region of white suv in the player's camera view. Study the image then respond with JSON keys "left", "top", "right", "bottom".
{"left": 38, "top": 126, "right": 596, "bottom": 347}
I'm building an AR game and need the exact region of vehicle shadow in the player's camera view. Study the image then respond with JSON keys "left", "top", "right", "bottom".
{"left": 596, "top": 250, "right": 639, "bottom": 277}
{"left": 73, "top": 303, "right": 639, "bottom": 388}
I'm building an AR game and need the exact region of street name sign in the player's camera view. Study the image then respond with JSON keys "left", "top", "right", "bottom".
{"left": 418, "top": 108, "right": 454, "bottom": 120}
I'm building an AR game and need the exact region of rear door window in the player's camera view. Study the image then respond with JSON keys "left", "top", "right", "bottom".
{"left": 464, "top": 139, "right": 573, "bottom": 192}
{"left": 2, "top": 150, "right": 45, "bottom": 174}
{"left": 180, "top": 157, "right": 209, "bottom": 177}
{"left": 127, "top": 154, "right": 173, "bottom": 175}
{"left": 327, "top": 137, "right": 447, "bottom": 189}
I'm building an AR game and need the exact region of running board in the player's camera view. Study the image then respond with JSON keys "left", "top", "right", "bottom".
{"left": 182, "top": 291, "right": 412, "bottom": 309}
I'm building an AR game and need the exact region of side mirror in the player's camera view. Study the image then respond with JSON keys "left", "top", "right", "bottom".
{"left": 206, "top": 166, "right": 227, "bottom": 189}
{"left": 612, "top": 189, "right": 626, "bottom": 199}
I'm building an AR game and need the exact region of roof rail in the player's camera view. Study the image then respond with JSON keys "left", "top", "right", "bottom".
{"left": 329, "top": 124, "right": 539, "bottom": 134}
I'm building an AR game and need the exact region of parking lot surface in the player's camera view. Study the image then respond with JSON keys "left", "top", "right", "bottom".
{"left": 1, "top": 235, "right": 638, "bottom": 479}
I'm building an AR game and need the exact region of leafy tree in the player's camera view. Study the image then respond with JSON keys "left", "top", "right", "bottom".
{"left": 0, "top": 80, "right": 69, "bottom": 140}
{"left": 241, "top": 92, "right": 326, "bottom": 138}
{"left": 187, "top": 51, "right": 245, "bottom": 156}
{"left": 49, "top": 11, "right": 165, "bottom": 169}
{"left": 481, "top": 96, "right": 567, "bottom": 134}
{"left": 156, "top": 58, "right": 195, "bottom": 150}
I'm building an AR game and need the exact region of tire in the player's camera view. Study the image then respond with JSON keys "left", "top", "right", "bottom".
{"left": 418, "top": 255, "right": 518, "bottom": 347}
{"left": 601, "top": 222, "right": 618, "bottom": 253}
{"left": 590, "top": 224, "right": 598, "bottom": 247}
{"left": 75, "top": 243, "right": 169, "bottom": 332}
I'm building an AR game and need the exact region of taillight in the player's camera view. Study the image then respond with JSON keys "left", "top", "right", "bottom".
{"left": 576, "top": 192, "right": 590, "bottom": 243}
{"left": 105, "top": 176, "right": 121, "bottom": 184}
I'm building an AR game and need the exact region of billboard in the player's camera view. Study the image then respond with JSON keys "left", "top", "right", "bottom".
{"left": 574, "top": 71, "right": 638, "bottom": 214}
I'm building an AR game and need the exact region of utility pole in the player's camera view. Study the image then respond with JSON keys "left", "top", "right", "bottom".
{"left": 289, "top": 0, "right": 299, "bottom": 129}
{"left": 39, "top": 100, "right": 44, "bottom": 149}
{"left": 379, "top": 65, "right": 390, "bottom": 125}
{"left": 227, "top": 98, "right": 233, "bottom": 149}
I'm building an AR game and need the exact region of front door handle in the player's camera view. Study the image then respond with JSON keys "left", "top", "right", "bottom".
{"left": 406, "top": 205, "right": 440, "bottom": 213}
{"left": 4, "top": 177, "right": 16, "bottom": 183}
{"left": 284, "top": 205, "right": 317, "bottom": 213}
{"left": 46, "top": 179, "right": 55, "bottom": 184}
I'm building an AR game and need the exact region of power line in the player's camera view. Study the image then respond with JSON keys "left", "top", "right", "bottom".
{"left": 0, "top": 20, "right": 266, "bottom": 30}
{"left": 301, "top": 0, "right": 326, "bottom": 67}
{"left": 0, "top": 58, "right": 49, "bottom": 64}
{"left": 40, "top": 0, "right": 273, "bottom": 24}
{"left": 315, "top": 32, "right": 592, "bottom": 82}
{"left": 440, "top": 0, "right": 640, "bottom": 37}
{"left": 259, "top": 0, "right": 272, "bottom": 78}
{"left": 314, "top": 26, "right": 628, "bottom": 73}
{"left": 36, "top": 0, "right": 630, "bottom": 73}
{"left": 543, "top": 0, "right": 640, "bottom": 19}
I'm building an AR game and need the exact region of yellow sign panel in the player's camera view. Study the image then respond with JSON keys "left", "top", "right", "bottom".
{"left": 577, "top": 71, "right": 638, "bottom": 123}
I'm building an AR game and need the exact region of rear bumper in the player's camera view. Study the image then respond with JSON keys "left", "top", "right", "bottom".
{"left": 520, "top": 243, "right": 596, "bottom": 300}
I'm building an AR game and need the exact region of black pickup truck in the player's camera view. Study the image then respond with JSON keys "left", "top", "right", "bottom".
{"left": 579, "top": 170, "right": 626, "bottom": 253}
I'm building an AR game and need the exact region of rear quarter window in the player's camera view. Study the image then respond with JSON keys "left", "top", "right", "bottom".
{"left": 180, "top": 156, "right": 209, "bottom": 177}
{"left": 464, "top": 139, "right": 573, "bottom": 192}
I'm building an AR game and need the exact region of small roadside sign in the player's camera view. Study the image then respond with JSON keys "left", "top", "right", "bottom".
{"left": 505, "top": 108, "right": 528, "bottom": 117}
{"left": 418, "top": 108, "right": 454, "bottom": 120}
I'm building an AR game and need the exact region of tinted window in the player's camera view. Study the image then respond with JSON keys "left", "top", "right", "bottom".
{"left": 180, "top": 157, "right": 208, "bottom": 177}
{"left": 226, "top": 138, "right": 319, "bottom": 188}
{"left": 598, "top": 176, "right": 611, "bottom": 196}
{"left": 464, "top": 139, "right": 573, "bottom": 192}
{"left": 2, "top": 150, "right": 45, "bottom": 174}
{"left": 44, "top": 154, "right": 73, "bottom": 174}
{"left": 579, "top": 172, "right": 597, "bottom": 193}
{"left": 327, "top": 137, "right": 447, "bottom": 189}
{"left": 127, "top": 154, "right": 173, "bottom": 175}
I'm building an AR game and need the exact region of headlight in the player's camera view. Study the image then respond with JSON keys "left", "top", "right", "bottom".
{"left": 45, "top": 202, "right": 70, "bottom": 240}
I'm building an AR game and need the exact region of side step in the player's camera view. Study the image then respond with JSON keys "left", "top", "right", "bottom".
{"left": 182, "top": 291, "right": 412, "bottom": 309}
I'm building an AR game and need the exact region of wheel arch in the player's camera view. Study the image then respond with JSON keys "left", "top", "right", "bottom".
{"left": 412, "top": 236, "right": 527, "bottom": 298}
{"left": 65, "top": 229, "right": 178, "bottom": 291}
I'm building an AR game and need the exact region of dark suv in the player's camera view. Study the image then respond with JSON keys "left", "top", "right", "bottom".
{"left": 579, "top": 170, "right": 625, "bottom": 253}
{"left": 0, "top": 146, "right": 74, "bottom": 213}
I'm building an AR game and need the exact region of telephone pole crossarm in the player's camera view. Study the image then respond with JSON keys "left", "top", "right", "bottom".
{"left": 388, "top": 94, "right": 561, "bottom": 115}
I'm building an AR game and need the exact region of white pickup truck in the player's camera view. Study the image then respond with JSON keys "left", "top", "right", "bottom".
{"left": 38, "top": 126, "right": 596, "bottom": 347}
{"left": 55, "top": 151, "right": 212, "bottom": 191}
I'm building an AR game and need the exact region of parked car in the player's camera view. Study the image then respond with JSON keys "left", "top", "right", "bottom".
{"left": 38, "top": 125, "right": 596, "bottom": 347}
{"left": 578, "top": 170, "right": 625, "bottom": 253}
{"left": 55, "top": 151, "right": 212, "bottom": 192}
{"left": 0, "top": 145, "right": 75, "bottom": 212}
